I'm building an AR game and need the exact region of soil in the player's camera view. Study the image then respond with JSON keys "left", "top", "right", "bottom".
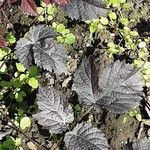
{"left": 0, "top": 0, "right": 150, "bottom": 150}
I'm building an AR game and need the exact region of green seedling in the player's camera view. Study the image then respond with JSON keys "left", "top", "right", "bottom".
{"left": 52, "top": 22, "right": 76, "bottom": 45}
{"left": 37, "top": 1, "right": 57, "bottom": 23}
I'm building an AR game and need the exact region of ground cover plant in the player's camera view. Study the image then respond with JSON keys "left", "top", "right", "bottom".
{"left": 0, "top": 0, "right": 150, "bottom": 149}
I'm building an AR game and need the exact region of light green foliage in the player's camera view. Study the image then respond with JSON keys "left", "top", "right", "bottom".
{"left": 99, "top": 17, "right": 109, "bottom": 25}
{"left": 1, "top": 136, "right": 16, "bottom": 150}
{"left": 107, "top": 41, "right": 125, "bottom": 57}
{"left": 53, "top": 23, "right": 76, "bottom": 45}
{"left": 20, "top": 116, "right": 31, "bottom": 130}
{"left": 106, "top": 0, "right": 126, "bottom": 7}
{"left": 0, "top": 64, "right": 39, "bottom": 103}
{"left": 0, "top": 48, "right": 10, "bottom": 73}
{"left": 0, "top": 48, "right": 10, "bottom": 60}
{"left": 15, "top": 138, "right": 21, "bottom": 147}
{"left": 128, "top": 109, "right": 142, "bottom": 121}
{"left": 0, "top": 61, "right": 7, "bottom": 73}
{"left": 86, "top": 18, "right": 104, "bottom": 37}
{"left": 28, "top": 77, "right": 39, "bottom": 89}
{"left": 108, "top": 11, "right": 117, "bottom": 20}
{"left": 5, "top": 32, "right": 16, "bottom": 45}
{"left": 0, "top": 136, "right": 22, "bottom": 150}
{"left": 16, "top": 63, "right": 25, "bottom": 72}
{"left": 37, "top": 1, "right": 57, "bottom": 23}
{"left": 119, "top": 17, "right": 129, "bottom": 26}
{"left": 74, "top": 104, "right": 82, "bottom": 117}
{"left": 14, "top": 91, "right": 26, "bottom": 103}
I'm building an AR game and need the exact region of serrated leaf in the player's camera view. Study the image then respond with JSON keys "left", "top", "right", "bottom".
{"left": 33, "top": 38, "right": 68, "bottom": 74}
{"left": 15, "top": 25, "right": 68, "bottom": 74}
{"left": 123, "top": 137, "right": 150, "bottom": 150}
{"left": 33, "top": 86, "right": 74, "bottom": 134}
{"left": 97, "top": 61, "right": 144, "bottom": 114}
{"left": 61, "top": 0, "right": 107, "bottom": 21}
{"left": 72, "top": 56, "right": 99, "bottom": 105}
{"left": 21, "top": 0, "right": 37, "bottom": 16}
{"left": 64, "top": 122, "right": 109, "bottom": 150}
{"left": 15, "top": 38, "right": 33, "bottom": 69}
{"left": 73, "top": 58, "right": 144, "bottom": 114}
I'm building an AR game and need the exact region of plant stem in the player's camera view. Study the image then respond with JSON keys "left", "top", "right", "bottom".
{"left": 78, "top": 105, "right": 94, "bottom": 122}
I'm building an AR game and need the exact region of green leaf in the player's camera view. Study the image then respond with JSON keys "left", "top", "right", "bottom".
{"left": 15, "top": 138, "right": 21, "bottom": 147}
{"left": 2, "top": 137, "right": 16, "bottom": 150}
{"left": 0, "top": 48, "right": 9, "bottom": 60}
{"left": 0, "top": 61, "right": 7, "bottom": 73}
{"left": 119, "top": 17, "right": 129, "bottom": 26}
{"left": 108, "top": 0, "right": 126, "bottom": 5}
{"left": 38, "top": 15, "right": 45, "bottom": 22}
{"left": 6, "top": 33, "right": 16, "bottom": 45}
{"left": 37, "top": 7, "right": 44, "bottom": 14}
{"left": 47, "top": 15, "right": 53, "bottom": 21}
{"left": 20, "top": 74, "right": 27, "bottom": 81}
{"left": 20, "top": 91, "right": 26, "bottom": 97}
{"left": 47, "top": 4, "right": 56, "bottom": 15}
{"left": 90, "top": 23, "right": 97, "bottom": 33}
{"left": 108, "top": 12, "right": 117, "bottom": 20}
{"left": 56, "top": 24, "right": 66, "bottom": 33}
{"left": 20, "top": 117, "right": 31, "bottom": 130}
{"left": 61, "top": 29, "right": 70, "bottom": 36}
{"left": 28, "top": 77, "right": 38, "bottom": 89}
{"left": 74, "top": 104, "right": 82, "bottom": 112}
{"left": 0, "top": 81, "right": 12, "bottom": 87}
{"left": 29, "top": 66, "right": 38, "bottom": 77}
{"left": 15, "top": 92, "right": 23, "bottom": 103}
{"left": 57, "top": 36, "right": 64, "bottom": 43}
{"left": 136, "top": 114, "right": 142, "bottom": 121}
{"left": 65, "top": 33, "right": 76, "bottom": 44}
{"left": 16, "top": 63, "right": 25, "bottom": 72}
{"left": 99, "top": 17, "right": 109, "bottom": 25}
{"left": 0, "top": 95, "right": 3, "bottom": 101}
{"left": 13, "top": 79, "right": 22, "bottom": 88}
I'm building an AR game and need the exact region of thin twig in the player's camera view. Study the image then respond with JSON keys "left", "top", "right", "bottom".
{"left": 1, "top": 9, "right": 15, "bottom": 33}
{"left": 137, "top": 122, "right": 144, "bottom": 140}
{"left": 78, "top": 105, "right": 94, "bottom": 123}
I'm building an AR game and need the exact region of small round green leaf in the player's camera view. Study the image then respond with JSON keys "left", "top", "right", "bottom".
{"left": 28, "top": 77, "right": 38, "bottom": 89}
{"left": 20, "top": 117, "right": 31, "bottom": 130}
{"left": 100, "top": 17, "right": 109, "bottom": 25}
{"left": 65, "top": 33, "right": 76, "bottom": 44}
{"left": 16, "top": 63, "right": 25, "bottom": 72}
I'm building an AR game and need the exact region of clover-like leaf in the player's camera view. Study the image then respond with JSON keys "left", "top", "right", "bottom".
{"left": 61, "top": 0, "right": 107, "bottom": 21}
{"left": 33, "top": 86, "right": 74, "bottom": 134}
{"left": 73, "top": 57, "right": 144, "bottom": 114}
{"left": 64, "top": 122, "right": 109, "bottom": 150}
{"left": 15, "top": 25, "right": 68, "bottom": 74}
